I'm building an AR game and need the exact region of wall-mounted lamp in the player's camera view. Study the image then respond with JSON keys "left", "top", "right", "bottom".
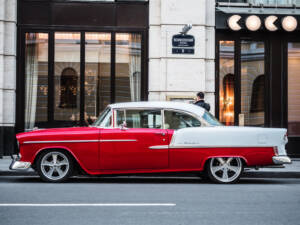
{"left": 265, "top": 15, "right": 278, "bottom": 31}
{"left": 245, "top": 15, "right": 261, "bottom": 31}
{"left": 282, "top": 16, "right": 298, "bottom": 32}
{"left": 227, "top": 15, "right": 242, "bottom": 31}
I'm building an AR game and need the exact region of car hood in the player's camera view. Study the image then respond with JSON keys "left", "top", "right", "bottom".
{"left": 16, "top": 127, "right": 100, "bottom": 143}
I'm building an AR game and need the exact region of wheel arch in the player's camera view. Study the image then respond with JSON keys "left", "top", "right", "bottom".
{"left": 32, "top": 146, "right": 86, "bottom": 173}
{"left": 201, "top": 155, "right": 248, "bottom": 170}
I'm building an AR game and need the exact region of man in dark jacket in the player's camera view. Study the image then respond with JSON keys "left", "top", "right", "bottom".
{"left": 194, "top": 92, "right": 210, "bottom": 112}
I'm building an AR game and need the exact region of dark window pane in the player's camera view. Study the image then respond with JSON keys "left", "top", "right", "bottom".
{"left": 250, "top": 75, "right": 265, "bottom": 112}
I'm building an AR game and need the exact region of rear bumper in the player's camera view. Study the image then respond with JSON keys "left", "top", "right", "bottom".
{"left": 9, "top": 159, "right": 31, "bottom": 170}
{"left": 272, "top": 156, "right": 292, "bottom": 165}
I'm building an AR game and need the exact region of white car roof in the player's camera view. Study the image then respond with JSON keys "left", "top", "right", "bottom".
{"left": 109, "top": 101, "right": 205, "bottom": 117}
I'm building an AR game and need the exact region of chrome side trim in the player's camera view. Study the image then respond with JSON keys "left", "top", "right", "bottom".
{"left": 149, "top": 145, "right": 169, "bottom": 150}
{"left": 23, "top": 139, "right": 137, "bottom": 144}
{"left": 99, "top": 139, "right": 137, "bottom": 142}
{"left": 168, "top": 145, "right": 276, "bottom": 149}
{"left": 23, "top": 140, "right": 99, "bottom": 144}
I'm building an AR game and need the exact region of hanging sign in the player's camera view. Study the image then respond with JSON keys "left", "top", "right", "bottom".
{"left": 172, "top": 25, "right": 195, "bottom": 55}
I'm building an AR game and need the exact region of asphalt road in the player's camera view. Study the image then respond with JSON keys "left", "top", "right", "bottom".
{"left": 0, "top": 176, "right": 300, "bottom": 225}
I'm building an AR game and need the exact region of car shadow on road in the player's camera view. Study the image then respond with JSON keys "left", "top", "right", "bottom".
{"left": 2, "top": 175, "right": 299, "bottom": 185}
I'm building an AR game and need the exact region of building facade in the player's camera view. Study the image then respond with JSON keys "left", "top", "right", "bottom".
{"left": 0, "top": 0, "right": 300, "bottom": 157}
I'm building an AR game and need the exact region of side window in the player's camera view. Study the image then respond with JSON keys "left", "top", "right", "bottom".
{"left": 116, "top": 110, "right": 125, "bottom": 127}
{"left": 118, "top": 109, "right": 162, "bottom": 128}
{"left": 164, "top": 111, "right": 201, "bottom": 130}
{"left": 99, "top": 110, "right": 112, "bottom": 128}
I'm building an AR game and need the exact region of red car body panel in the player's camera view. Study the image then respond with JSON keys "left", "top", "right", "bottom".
{"left": 16, "top": 127, "right": 275, "bottom": 175}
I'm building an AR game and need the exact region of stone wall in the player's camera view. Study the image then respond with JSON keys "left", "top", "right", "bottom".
{"left": 0, "top": 0, "right": 17, "bottom": 157}
{"left": 148, "top": 0, "right": 215, "bottom": 114}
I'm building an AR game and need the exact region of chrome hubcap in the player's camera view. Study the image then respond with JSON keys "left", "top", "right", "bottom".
{"left": 41, "top": 152, "right": 69, "bottom": 180}
{"left": 210, "top": 157, "right": 242, "bottom": 183}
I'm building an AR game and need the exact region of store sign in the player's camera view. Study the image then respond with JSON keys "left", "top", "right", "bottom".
{"left": 172, "top": 34, "right": 195, "bottom": 54}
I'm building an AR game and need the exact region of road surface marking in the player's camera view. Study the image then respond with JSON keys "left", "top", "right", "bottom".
{"left": 0, "top": 203, "right": 176, "bottom": 207}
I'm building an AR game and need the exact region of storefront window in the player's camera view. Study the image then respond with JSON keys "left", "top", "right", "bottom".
{"left": 85, "top": 33, "right": 111, "bottom": 125}
{"left": 23, "top": 32, "right": 145, "bottom": 129}
{"left": 288, "top": 42, "right": 300, "bottom": 136}
{"left": 219, "top": 41, "right": 235, "bottom": 125}
{"left": 54, "top": 32, "right": 81, "bottom": 126}
{"left": 115, "top": 33, "right": 142, "bottom": 103}
{"left": 24, "top": 33, "right": 48, "bottom": 131}
{"left": 241, "top": 41, "right": 265, "bottom": 126}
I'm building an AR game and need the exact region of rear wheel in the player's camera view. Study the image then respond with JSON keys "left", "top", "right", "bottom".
{"left": 36, "top": 150, "right": 74, "bottom": 182}
{"left": 206, "top": 157, "right": 243, "bottom": 184}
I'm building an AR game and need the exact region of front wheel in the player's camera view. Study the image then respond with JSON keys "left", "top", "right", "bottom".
{"left": 206, "top": 157, "right": 243, "bottom": 184}
{"left": 36, "top": 151, "right": 74, "bottom": 182}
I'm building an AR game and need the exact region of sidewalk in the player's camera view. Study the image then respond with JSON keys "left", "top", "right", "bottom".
{"left": 1, "top": 156, "right": 300, "bottom": 178}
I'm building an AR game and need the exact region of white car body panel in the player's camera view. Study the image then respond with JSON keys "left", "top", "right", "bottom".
{"left": 170, "top": 127, "right": 288, "bottom": 155}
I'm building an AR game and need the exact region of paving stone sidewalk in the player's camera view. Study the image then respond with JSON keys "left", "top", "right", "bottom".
{"left": 1, "top": 156, "right": 300, "bottom": 178}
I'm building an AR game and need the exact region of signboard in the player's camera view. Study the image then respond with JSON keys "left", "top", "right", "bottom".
{"left": 172, "top": 34, "right": 195, "bottom": 55}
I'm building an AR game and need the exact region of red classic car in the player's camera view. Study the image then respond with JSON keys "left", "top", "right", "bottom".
{"left": 11, "top": 101, "right": 291, "bottom": 183}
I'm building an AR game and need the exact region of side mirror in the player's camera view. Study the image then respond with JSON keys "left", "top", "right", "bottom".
{"left": 120, "top": 121, "right": 128, "bottom": 130}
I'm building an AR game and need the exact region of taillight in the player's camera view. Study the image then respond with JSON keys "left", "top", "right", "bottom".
{"left": 273, "top": 146, "right": 279, "bottom": 156}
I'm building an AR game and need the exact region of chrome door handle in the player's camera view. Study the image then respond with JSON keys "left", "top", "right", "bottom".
{"left": 155, "top": 132, "right": 166, "bottom": 136}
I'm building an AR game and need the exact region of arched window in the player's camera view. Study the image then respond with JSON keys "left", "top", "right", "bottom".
{"left": 250, "top": 75, "right": 265, "bottom": 113}
{"left": 59, "top": 68, "right": 78, "bottom": 108}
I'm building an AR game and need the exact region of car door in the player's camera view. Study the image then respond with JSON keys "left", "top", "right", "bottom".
{"left": 99, "top": 109, "right": 169, "bottom": 170}
{"left": 164, "top": 110, "right": 204, "bottom": 170}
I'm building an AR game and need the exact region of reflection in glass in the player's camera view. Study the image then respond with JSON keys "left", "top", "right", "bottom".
{"left": 24, "top": 33, "right": 48, "bottom": 130}
{"left": 219, "top": 40, "right": 235, "bottom": 125}
{"left": 241, "top": 41, "right": 265, "bottom": 126}
{"left": 85, "top": 33, "right": 111, "bottom": 125}
{"left": 54, "top": 32, "right": 80, "bottom": 127}
{"left": 288, "top": 42, "right": 300, "bottom": 136}
{"left": 115, "top": 33, "right": 142, "bottom": 103}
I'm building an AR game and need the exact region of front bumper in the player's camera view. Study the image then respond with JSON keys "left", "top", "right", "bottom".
{"left": 272, "top": 156, "right": 292, "bottom": 165}
{"left": 9, "top": 158, "right": 31, "bottom": 170}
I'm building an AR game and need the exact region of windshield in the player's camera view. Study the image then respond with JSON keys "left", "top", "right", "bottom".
{"left": 92, "top": 107, "right": 112, "bottom": 127}
{"left": 202, "top": 111, "right": 223, "bottom": 126}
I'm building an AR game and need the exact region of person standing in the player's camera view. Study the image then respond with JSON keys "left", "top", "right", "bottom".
{"left": 194, "top": 92, "right": 210, "bottom": 112}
